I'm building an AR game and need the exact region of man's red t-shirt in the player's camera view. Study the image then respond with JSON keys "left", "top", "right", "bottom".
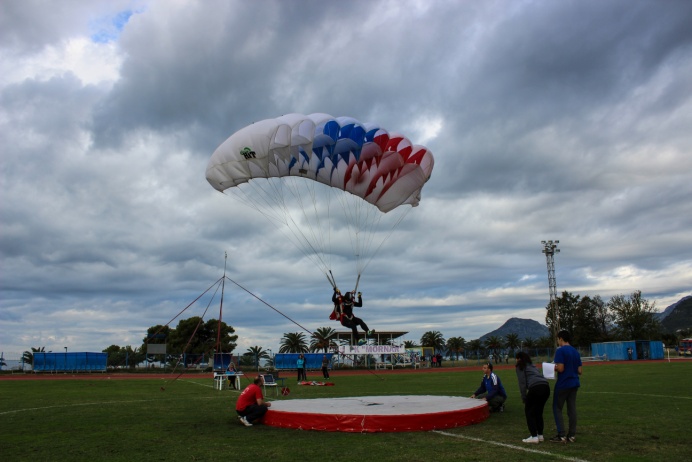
{"left": 236, "top": 383, "right": 263, "bottom": 411}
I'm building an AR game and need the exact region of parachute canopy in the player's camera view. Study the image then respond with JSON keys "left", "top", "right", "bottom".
{"left": 206, "top": 113, "right": 435, "bottom": 288}
{"left": 206, "top": 113, "right": 434, "bottom": 213}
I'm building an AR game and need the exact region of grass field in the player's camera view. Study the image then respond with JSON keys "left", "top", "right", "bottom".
{"left": 1, "top": 361, "right": 690, "bottom": 461}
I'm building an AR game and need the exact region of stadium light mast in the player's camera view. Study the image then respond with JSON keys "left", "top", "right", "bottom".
{"left": 541, "top": 240, "right": 560, "bottom": 344}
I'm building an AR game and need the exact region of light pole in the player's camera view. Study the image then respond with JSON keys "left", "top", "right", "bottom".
{"left": 541, "top": 240, "right": 560, "bottom": 345}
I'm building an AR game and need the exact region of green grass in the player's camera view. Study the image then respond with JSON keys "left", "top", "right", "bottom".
{"left": 1, "top": 361, "right": 690, "bottom": 461}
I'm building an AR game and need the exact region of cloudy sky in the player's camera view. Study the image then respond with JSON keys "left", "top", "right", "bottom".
{"left": 2, "top": 0, "right": 691, "bottom": 357}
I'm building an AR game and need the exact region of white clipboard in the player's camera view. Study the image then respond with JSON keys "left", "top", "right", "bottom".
{"left": 542, "top": 362, "right": 555, "bottom": 379}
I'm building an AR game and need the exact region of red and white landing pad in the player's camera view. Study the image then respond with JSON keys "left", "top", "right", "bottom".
{"left": 262, "top": 395, "right": 489, "bottom": 433}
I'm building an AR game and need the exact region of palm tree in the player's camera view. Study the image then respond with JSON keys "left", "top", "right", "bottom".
{"left": 523, "top": 337, "right": 536, "bottom": 349}
{"left": 22, "top": 346, "right": 45, "bottom": 366}
{"left": 239, "top": 353, "right": 255, "bottom": 367}
{"left": 505, "top": 333, "right": 520, "bottom": 353}
{"left": 279, "top": 332, "right": 309, "bottom": 353}
{"left": 420, "top": 331, "right": 446, "bottom": 353}
{"left": 310, "top": 327, "right": 337, "bottom": 352}
{"left": 537, "top": 336, "right": 554, "bottom": 349}
{"left": 446, "top": 337, "right": 466, "bottom": 360}
{"left": 245, "top": 346, "right": 269, "bottom": 370}
{"left": 404, "top": 340, "right": 418, "bottom": 348}
{"left": 484, "top": 335, "right": 503, "bottom": 363}
{"left": 467, "top": 339, "right": 482, "bottom": 360}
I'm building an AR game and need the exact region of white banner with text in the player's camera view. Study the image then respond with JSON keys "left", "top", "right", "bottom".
{"left": 338, "top": 345, "right": 406, "bottom": 355}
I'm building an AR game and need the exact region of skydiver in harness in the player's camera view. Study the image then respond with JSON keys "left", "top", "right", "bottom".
{"left": 332, "top": 288, "right": 374, "bottom": 342}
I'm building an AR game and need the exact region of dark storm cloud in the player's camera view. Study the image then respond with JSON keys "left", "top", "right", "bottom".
{"left": 434, "top": 1, "right": 692, "bottom": 196}
{"left": 90, "top": 1, "right": 354, "bottom": 151}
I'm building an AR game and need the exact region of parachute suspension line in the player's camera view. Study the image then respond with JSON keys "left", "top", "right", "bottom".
{"left": 354, "top": 199, "right": 383, "bottom": 275}
{"left": 307, "top": 176, "right": 333, "bottom": 273}
{"left": 359, "top": 206, "right": 412, "bottom": 275}
{"left": 225, "top": 181, "right": 286, "bottom": 225}
{"left": 225, "top": 276, "right": 314, "bottom": 336}
{"left": 353, "top": 273, "right": 362, "bottom": 294}
{"left": 335, "top": 190, "right": 361, "bottom": 280}
{"left": 277, "top": 178, "right": 327, "bottom": 272}
{"left": 220, "top": 173, "right": 415, "bottom": 291}
{"left": 227, "top": 180, "right": 331, "bottom": 276}
{"left": 262, "top": 176, "right": 329, "bottom": 271}
{"left": 284, "top": 176, "right": 332, "bottom": 273}
{"left": 334, "top": 189, "right": 392, "bottom": 279}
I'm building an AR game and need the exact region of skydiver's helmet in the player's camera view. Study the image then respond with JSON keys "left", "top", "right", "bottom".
{"left": 344, "top": 292, "right": 353, "bottom": 302}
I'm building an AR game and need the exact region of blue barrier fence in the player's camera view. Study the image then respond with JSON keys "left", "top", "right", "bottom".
{"left": 33, "top": 352, "right": 107, "bottom": 372}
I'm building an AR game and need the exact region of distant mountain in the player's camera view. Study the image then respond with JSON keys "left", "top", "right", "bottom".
{"left": 657, "top": 295, "right": 692, "bottom": 320}
{"left": 660, "top": 295, "right": 692, "bottom": 333}
{"left": 478, "top": 317, "right": 550, "bottom": 342}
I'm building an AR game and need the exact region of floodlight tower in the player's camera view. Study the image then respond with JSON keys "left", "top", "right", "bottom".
{"left": 541, "top": 240, "right": 560, "bottom": 344}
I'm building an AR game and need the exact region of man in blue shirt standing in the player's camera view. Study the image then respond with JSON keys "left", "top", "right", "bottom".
{"left": 550, "top": 330, "right": 582, "bottom": 443}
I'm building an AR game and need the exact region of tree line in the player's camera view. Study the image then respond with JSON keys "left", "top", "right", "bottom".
{"left": 18, "top": 290, "right": 686, "bottom": 369}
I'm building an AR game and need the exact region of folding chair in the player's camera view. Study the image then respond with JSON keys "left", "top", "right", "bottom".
{"left": 261, "top": 374, "right": 279, "bottom": 397}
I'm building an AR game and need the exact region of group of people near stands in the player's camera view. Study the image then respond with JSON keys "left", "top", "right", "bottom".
{"left": 469, "top": 329, "right": 582, "bottom": 444}
{"left": 430, "top": 352, "right": 443, "bottom": 367}
{"left": 295, "top": 354, "right": 331, "bottom": 381}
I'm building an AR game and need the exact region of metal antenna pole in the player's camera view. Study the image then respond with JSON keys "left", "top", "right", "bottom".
{"left": 216, "top": 252, "right": 228, "bottom": 351}
{"left": 541, "top": 240, "right": 560, "bottom": 344}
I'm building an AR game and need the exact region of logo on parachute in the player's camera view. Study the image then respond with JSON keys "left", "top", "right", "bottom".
{"left": 240, "top": 147, "right": 256, "bottom": 159}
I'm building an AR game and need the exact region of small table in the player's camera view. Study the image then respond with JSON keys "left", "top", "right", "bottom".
{"left": 214, "top": 372, "right": 244, "bottom": 390}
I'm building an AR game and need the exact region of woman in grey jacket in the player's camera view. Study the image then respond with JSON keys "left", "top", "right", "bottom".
{"left": 515, "top": 351, "right": 551, "bottom": 444}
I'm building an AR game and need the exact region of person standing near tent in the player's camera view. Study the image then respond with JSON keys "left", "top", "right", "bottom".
{"left": 321, "top": 355, "right": 330, "bottom": 380}
{"left": 550, "top": 330, "right": 583, "bottom": 443}
{"left": 471, "top": 362, "right": 507, "bottom": 413}
{"left": 515, "top": 352, "right": 550, "bottom": 444}
{"left": 297, "top": 354, "right": 307, "bottom": 381}
{"left": 332, "top": 288, "right": 374, "bottom": 341}
{"left": 236, "top": 375, "right": 271, "bottom": 427}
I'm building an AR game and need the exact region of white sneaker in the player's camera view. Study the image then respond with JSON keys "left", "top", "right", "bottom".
{"left": 538, "top": 435, "right": 544, "bottom": 442}
{"left": 239, "top": 416, "right": 253, "bottom": 427}
{"left": 522, "top": 436, "right": 539, "bottom": 444}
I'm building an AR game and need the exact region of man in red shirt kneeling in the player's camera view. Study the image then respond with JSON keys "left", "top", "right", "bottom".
{"left": 235, "top": 375, "right": 271, "bottom": 427}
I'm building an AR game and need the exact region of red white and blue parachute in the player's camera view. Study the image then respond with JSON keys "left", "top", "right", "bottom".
{"left": 206, "top": 113, "right": 434, "bottom": 287}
